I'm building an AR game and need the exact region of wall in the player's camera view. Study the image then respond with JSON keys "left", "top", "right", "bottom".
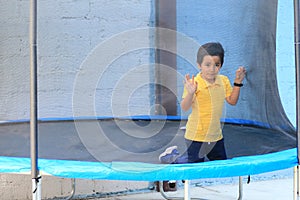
{"left": 0, "top": 1, "right": 154, "bottom": 199}
{"left": 276, "top": 0, "right": 296, "bottom": 127}
{"left": 0, "top": 0, "right": 296, "bottom": 124}
{"left": 176, "top": 0, "right": 296, "bottom": 127}
{"left": 0, "top": 173, "right": 149, "bottom": 200}
{"left": 0, "top": 0, "right": 154, "bottom": 121}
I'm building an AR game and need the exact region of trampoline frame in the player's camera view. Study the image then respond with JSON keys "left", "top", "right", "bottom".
{"left": 24, "top": 0, "right": 300, "bottom": 199}
{"left": 157, "top": 179, "right": 243, "bottom": 200}
{"left": 42, "top": 166, "right": 300, "bottom": 200}
{"left": 51, "top": 177, "right": 243, "bottom": 200}
{"left": 43, "top": 172, "right": 299, "bottom": 200}
{"left": 0, "top": 148, "right": 297, "bottom": 199}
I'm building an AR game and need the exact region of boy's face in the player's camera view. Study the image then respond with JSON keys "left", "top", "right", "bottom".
{"left": 198, "top": 55, "right": 222, "bottom": 83}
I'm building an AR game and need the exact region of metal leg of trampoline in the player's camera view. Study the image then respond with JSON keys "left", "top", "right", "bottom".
{"left": 32, "top": 175, "right": 41, "bottom": 200}
{"left": 237, "top": 176, "right": 243, "bottom": 200}
{"left": 184, "top": 180, "right": 191, "bottom": 200}
{"left": 159, "top": 178, "right": 244, "bottom": 200}
{"left": 158, "top": 180, "right": 204, "bottom": 200}
{"left": 159, "top": 181, "right": 177, "bottom": 200}
{"left": 294, "top": 166, "right": 299, "bottom": 200}
{"left": 62, "top": 178, "right": 76, "bottom": 200}
{"left": 159, "top": 181, "right": 187, "bottom": 200}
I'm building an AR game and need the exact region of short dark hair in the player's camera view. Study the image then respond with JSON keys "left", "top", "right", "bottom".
{"left": 197, "top": 42, "right": 225, "bottom": 66}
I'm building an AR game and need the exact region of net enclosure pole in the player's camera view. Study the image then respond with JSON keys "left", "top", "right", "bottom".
{"left": 155, "top": 0, "right": 177, "bottom": 116}
{"left": 295, "top": 0, "right": 300, "bottom": 165}
{"left": 29, "top": 0, "right": 41, "bottom": 199}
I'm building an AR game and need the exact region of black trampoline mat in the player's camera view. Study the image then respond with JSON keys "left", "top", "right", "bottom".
{"left": 0, "top": 120, "right": 296, "bottom": 163}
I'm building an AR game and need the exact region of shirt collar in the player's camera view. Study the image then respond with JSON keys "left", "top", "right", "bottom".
{"left": 198, "top": 73, "right": 222, "bottom": 88}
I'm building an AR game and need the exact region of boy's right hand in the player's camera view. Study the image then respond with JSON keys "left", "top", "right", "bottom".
{"left": 184, "top": 74, "right": 197, "bottom": 95}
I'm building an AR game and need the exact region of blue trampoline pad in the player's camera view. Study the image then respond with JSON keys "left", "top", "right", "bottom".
{"left": 0, "top": 148, "right": 297, "bottom": 181}
{"left": 0, "top": 118, "right": 296, "bottom": 180}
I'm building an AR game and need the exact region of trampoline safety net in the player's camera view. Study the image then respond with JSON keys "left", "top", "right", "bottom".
{"left": 0, "top": 0, "right": 297, "bottom": 177}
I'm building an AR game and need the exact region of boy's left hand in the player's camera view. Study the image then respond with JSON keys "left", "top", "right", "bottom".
{"left": 235, "top": 66, "right": 246, "bottom": 83}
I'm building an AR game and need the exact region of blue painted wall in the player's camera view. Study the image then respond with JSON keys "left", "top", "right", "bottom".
{"left": 0, "top": 0, "right": 296, "bottom": 126}
{"left": 176, "top": 0, "right": 296, "bottom": 127}
{"left": 276, "top": 0, "right": 296, "bottom": 126}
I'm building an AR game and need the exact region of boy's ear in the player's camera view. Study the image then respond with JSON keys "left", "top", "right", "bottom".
{"left": 197, "top": 63, "right": 201, "bottom": 70}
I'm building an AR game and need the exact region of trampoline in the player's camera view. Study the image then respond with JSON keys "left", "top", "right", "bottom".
{"left": 0, "top": 117, "right": 297, "bottom": 200}
{"left": 0, "top": 117, "right": 296, "bottom": 164}
{"left": 0, "top": 0, "right": 299, "bottom": 200}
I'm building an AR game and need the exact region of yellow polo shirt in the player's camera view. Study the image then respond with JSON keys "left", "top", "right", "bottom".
{"left": 182, "top": 73, "right": 232, "bottom": 142}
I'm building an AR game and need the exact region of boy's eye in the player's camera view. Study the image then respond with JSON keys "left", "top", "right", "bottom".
{"left": 204, "top": 63, "right": 221, "bottom": 68}
{"left": 204, "top": 62, "right": 212, "bottom": 67}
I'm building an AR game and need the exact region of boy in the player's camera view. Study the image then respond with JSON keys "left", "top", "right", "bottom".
{"left": 159, "top": 42, "right": 246, "bottom": 163}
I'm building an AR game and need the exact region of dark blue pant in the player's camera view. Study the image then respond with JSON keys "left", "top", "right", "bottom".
{"left": 185, "top": 138, "right": 227, "bottom": 163}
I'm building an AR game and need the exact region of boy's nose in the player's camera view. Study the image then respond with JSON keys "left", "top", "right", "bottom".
{"left": 210, "top": 66, "right": 217, "bottom": 72}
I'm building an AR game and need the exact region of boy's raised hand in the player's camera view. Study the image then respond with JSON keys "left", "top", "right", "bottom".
{"left": 184, "top": 74, "right": 198, "bottom": 95}
{"left": 235, "top": 66, "right": 246, "bottom": 83}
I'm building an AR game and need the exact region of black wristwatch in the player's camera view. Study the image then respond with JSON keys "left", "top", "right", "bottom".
{"left": 233, "top": 82, "right": 243, "bottom": 87}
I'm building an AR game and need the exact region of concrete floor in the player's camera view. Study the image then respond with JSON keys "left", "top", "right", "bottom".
{"left": 102, "top": 178, "right": 294, "bottom": 200}
{"left": 72, "top": 168, "right": 296, "bottom": 200}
